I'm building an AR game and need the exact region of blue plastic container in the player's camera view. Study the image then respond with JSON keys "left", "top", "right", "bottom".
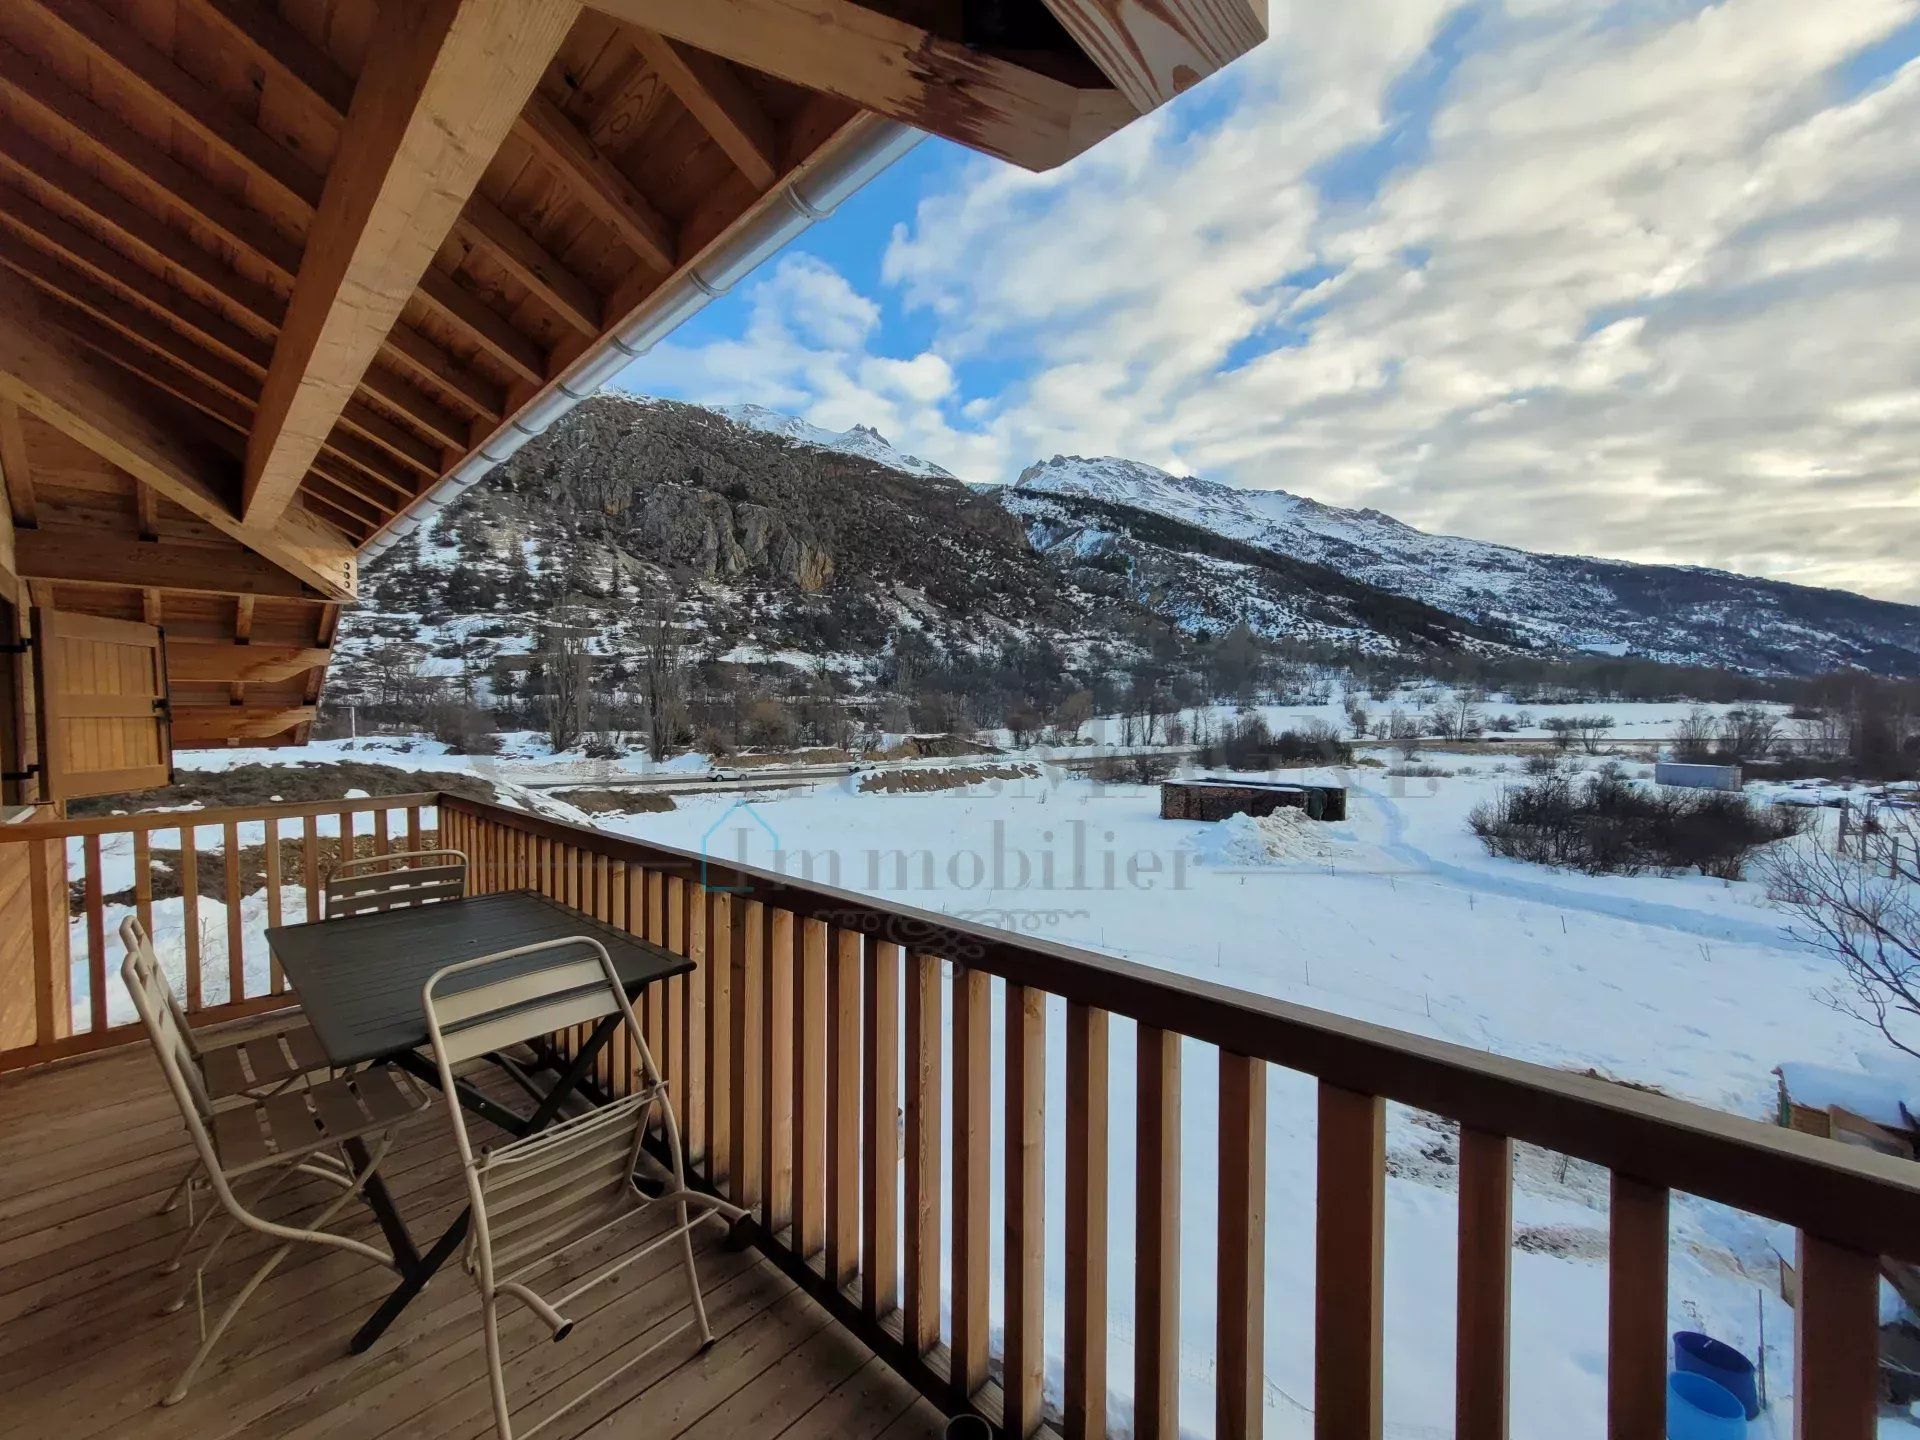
{"left": 1666, "top": 1371, "right": 1746, "bottom": 1440}
{"left": 1673, "top": 1330, "right": 1760, "bottom": 1419}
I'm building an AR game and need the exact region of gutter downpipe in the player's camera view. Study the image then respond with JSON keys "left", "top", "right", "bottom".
{"left": 359, "top": 116, "right": 924, "bottom": 563}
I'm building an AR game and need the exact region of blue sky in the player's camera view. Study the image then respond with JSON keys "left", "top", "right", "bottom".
{"left": 616, "top": 0, "right": 1920, "bottom": 602}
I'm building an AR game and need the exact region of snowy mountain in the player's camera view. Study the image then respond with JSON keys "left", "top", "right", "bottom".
{"left": 1008, "top": 456, "right": 1920, "bottom": 675}
{"left": 707, "top": 401, "right": 954, "bottom": 479}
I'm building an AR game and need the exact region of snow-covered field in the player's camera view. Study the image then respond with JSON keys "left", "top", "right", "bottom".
{"left": 580, "top": 753, "right": 1905, "bottom": 1439}
{"left": 99, "top": 714, "right": 1907, "bottom": 1435}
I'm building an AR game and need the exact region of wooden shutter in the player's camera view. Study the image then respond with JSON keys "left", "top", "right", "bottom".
{"left": 32, "top": 610, "right": 172, "bottom": 800}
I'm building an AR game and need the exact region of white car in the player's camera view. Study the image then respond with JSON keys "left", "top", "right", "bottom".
{"left": 706, "top": 768, "right": 744, "bottom": 783}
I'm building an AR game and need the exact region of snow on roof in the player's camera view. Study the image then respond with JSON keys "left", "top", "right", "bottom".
{"left": 1777, "top": 1057, "right": 1920, "bottom": 1129}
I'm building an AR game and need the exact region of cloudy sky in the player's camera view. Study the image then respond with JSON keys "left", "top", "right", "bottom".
{"left": 613, "top": 0, "right": 1920, "bottom": 603}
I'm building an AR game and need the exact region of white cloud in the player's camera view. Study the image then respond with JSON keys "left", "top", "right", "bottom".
{"left": 624, "top": 0, "right": 1920, "bottom": 602}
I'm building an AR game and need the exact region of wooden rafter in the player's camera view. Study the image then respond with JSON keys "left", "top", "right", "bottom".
{"left": 169, "top": 643, "right": 332, "bottom": 686}
{"left": 515, "top": 94, "right": 678, "bottom": 269}
{"left": 0, "top": 396, "right": 33, "bottom": 528}
{"left": 134, "top": 483, "right": 158, "bottom": 542}
{"left": 244, "top": 0, "right": 582, "bottom": 527}
{"left": 0, "top": 267, "right": 354, "bottom": 598}
{"left": 451, "top": 198, "right": 603, "bottom": 339}
{"left": 172, "top": 705, "right": 317, "bottom": 745}
{"left": 584, "top": 0, "right": 1135, "bottom": 170}
{"left": 628, "top": 30, "right": 780, "bottom": 191}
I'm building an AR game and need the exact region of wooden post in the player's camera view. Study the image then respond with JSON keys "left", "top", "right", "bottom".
{"left": 862, "top": 938, "right": 900, "bottom": 1319}
{"left": 1218, "top": 1052, "right": 1267, "bottom": 1440}
{"left": 1315, "top": 1083, "right": 1385, "bottom": 1440}
{"left": 794, "top": 915, "right": 827, "bottom": 1260}
{"left": 727, "top": 892, "right": 762, "bottom": 1211}
{"left": 1794, "top": 1232, "right": 1878, "bottom": 1440}
{"left": 1005, "top": 982, "right": 1046, "bottom": 1438}
{"left": 1606, "top": 1175, "right": 1668, "bottom": 1440}
{"left": 1135, "top": 1024, "right": 1180, "bottom": 1439}
{"left": 762, "top": 904, "right": 794, "bottom": 1235}
{"left": 825, "top": 925, "right": 860, "bottom": 1288}
{"left": 1065, "top": 1002, "right": 1110, "bottom": 1440}
{"left": 951, "top": 964, "right": 991, "bottom": 1404}
{"left": 1456, "top": 1128, "right": 1513, "bottom": 1440}
{"left": 903, "top": 951, "right": 942, "bottom": 1355}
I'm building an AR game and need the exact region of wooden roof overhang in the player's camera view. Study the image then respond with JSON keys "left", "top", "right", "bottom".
{"left": 0, "top": 0, "right": 1266, "bottom": 754}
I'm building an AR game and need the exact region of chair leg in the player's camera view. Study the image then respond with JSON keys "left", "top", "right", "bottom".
{"left": 675, "top": 1199, "right": 713, "bottom": 1349}
{"left": 482, "top": 1291, "right": 515, "bottom": 1440}
{"left": 157, "top": 1180, "right": 219, "bottom": 1277}
{"left": 156, "top": 1163, "right": 198, "bottom": 1216}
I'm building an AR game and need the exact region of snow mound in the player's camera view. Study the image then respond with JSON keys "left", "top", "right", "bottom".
{"left": 1187, "top": 809, "right": 1344, "bottom": 866}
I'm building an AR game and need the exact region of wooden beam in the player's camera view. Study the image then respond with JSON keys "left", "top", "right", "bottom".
{"left": 233, "top": 595, "right": 256, "bottom": 643}
{"left": 585, "top": 0, "right": 1136, "bottom": 170}
{"left": 628, "top": 31, "right": 779, "bottom": 190}
{"left": 187, "top": 0, "right": 356, "bottom": 117}
{"left": 172, "top": 704, "right": 317, "bottom": 744}
{"left": 515, "top": 93, "right": 677, "bottom": 269}
{"left": 1039, "top": 0, "right": 1265, "bottom": 115}
{"left": 0, "top": 268, "right": 353, "bottom": 598}
{"left": 451, "top": 197, "right": 602, "bottom": 338}
{"left": 243, "top": 0, "right": 581, "bottom": 526}
{"left": 168, "top": 643, "right": 332, "bottom": 685}
{"left": 15, "top": 532, "right": 318, "bottom": 599}
{"left": 134, "top": 482, "right": 159, "bottom": 542}
{"left": 0, "top": 397, "right": 33, "bottom": 527}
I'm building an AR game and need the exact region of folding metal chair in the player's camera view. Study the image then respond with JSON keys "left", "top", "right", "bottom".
{"left": 324, "top": 847, "right": 468, "bottom": 918}
{"left": 121, "top": 917, "right": 432, "bottom": 1405}
{"left": 124, "top": 917, "right": 341, "bottom": 1250}
{"left": 422, "top": 936, "right": 749, "bottom": 1440}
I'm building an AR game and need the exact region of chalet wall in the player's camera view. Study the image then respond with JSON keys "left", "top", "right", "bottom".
{"left": 0, "top": 831, "right": 68, "bottom": 1051}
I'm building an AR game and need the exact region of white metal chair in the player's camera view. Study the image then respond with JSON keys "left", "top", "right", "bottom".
{"left": 324, "top": 846, "right": 469, "bottom": 919}
{"left": 128, "top": 917, "right": 342, "bottom": 1246}
{"left": 121, "top": 917, "right": 432, "bottom": 1405}
{"left": 422, "top": 937, "right": 749, "bottom": 1440}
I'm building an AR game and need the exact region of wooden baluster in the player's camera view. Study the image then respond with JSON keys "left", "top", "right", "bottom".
{"left": 826, "top": 926, "right": 861, "bottom": 1290}
{"left": 1794, "top": 1233, "right": 1877, "bottom": 1440}
{"left": 680, "top": 877, "right": 707, "bottom": 1164}
{"left": 223, "top": 821, "right": 244, "bottom": 1002}
{"left": 1457, "top": 1128, "right": 1513, "bottom": 1440}
{"left": 903, "top": 951, "right": 942, "bottom": 1355}
{"left": 704, "top": 886, "right": 731, "bottom": 1189}
{"left": 28, "top": 840, "right": 56, "bottom": 1047}
{"left": 302, "top": 814, "right": 319, "bottom": 920}
{"left": 726, "top": 892, "right": 759, "bottom": 1208}
{"left": 794, "top": 916, "right": 828, "bottom": 1261}
{"left": 264, "top": 817, "right": 283, "bottom": 992}
{"left": 610, "top": 859, "right": 629, "bottom": 930}
{"left": 1316, "top": 1083, "right": 1386, "bottom": 1440}
{"left": 1065, "top": 1002, "right": 1109, "bottom": 1440}
{"left": 593, "top": 850, "right": 615, "bottom": 1095}
{"left": 646, "top": 871, "right": 666, "bottom": 1081}
{"left": 1607, "top": 1176, "right": 1668, "bottom": 1440}
{"left": 407, "top": 803, "right": 423, "bottom": 853}
{"left": 951, "top": 964, "right": 991, "bottom": 1405}
{"left": 862, "top": 939, "right": 900, "bottom": 1318}
{"left": 372, "top": 807, "right": 389, "bottom": 859}
{"left": 1219, "top": 1053, "right": 1268, "bottom": 1440}
{"left": 762, "top": 903, "right": 794, "bottom": 1235}
{"left": 82, "top": 835, "right": 105, "bottom": 1035}
{"left": 1005, "top": 982, "right": 1046, "bottom": 1439}
{"left": 336, "top": 807, "right": 353, "bottom": 875}
{"left": 181, "top": 826, "right": 201, "bottom": 1012}
{"left": 608, "top": 861, "right": 631, "bottom": 1095}
{"left": 133, "top": 829, "right": 154, "bottom": 944}
{"left": 1135, "top": 1025, "right": 1181, "bottom": 1439}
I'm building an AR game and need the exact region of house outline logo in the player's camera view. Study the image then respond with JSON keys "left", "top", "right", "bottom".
{"left": 699, "top": 800, "right": 780, "bottom": 893}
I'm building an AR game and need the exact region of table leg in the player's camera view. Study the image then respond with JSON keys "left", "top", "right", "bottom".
{"left": 393, "top": 1049, "right": 533, "bottom": 1138}
{"left": 523, "top": 1014, "right": 622, "bottom": 1131}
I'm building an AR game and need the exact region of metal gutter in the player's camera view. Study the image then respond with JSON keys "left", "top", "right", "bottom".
{"left": 359, "top": 118, "right": 924, "bottom": 564}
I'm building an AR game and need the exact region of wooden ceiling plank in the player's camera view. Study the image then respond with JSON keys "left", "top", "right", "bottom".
{"left": 0, "top": 397, "right": 35, "bottom": 528}
{"left": 0, "top": 187, "right": 275, "bottom": 374}
{"left": 628, "top": 30, "right": 779, "bottom": 191}
{"left": 0, "top": 267, "right": 355, "bottom": 598}
{"left": 65, "top": 311, "right": 257, "bottom": 435}
{"left": 451, "top": 196, "right": 604, "bottom": 338}
{"left": 185, "top": 0, "right": 356, "bottom": 118}
{"left": 1039, "top": 0, "right": 1265, "bottom": 116}
{"left": 581, "top": 0, "right": 1132, "bottom": 170}
{"left": 516, "top": 92, "right": 677, "bottom": 269}
{"left": 415, "top": 269, "right": 549, "bottom": 387}
{"left": 244, "top": 0, "right": 582, "bottom": 527}
{"left": 0, "top": 36, "right": 306, "bottom": 282}
{"left": 15, "top": 530, "right": 317, "bottom": 598}
{"left": 0, "top": 120, "right": 287, "bottom": 333}
{"left": 25, "top": 0, "right": 328, "bottom": 215}
{"left": 383, "top": 323, "right": 506, "bottom": 421}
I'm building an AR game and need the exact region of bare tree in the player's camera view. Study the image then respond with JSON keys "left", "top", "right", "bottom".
{"left": 1767, "top": 809, "right": 1920, "bottom": 1060}
{"left": 1717, "top": 706, "right": 1780, "bottom": 762}
{"left": 1570, "top": 713, "right": 1615, "bottom": 755}
{"left": 1671, "top": 707, "right": 1719, "bottom": 763}
{"left": 636, "top": 580, "right": 688, "bottom": 762}
{"left": 540, "top": 592, "right": 592, "bottom": 752}
{"left": 1386, "top": 707, "right": 1422, "bottom": 760}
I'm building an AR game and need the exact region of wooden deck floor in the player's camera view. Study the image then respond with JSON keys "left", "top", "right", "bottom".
{"left": 0, "top": 1044, "right": 947, "bottom": 1440}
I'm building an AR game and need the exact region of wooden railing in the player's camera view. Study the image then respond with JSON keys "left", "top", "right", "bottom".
{"left": 0, "top": 793, "right": 438, "bottom": 1072}
{"left": 441, "top": 794, "right": 1909, "bottom": 1440}
{"left": 1, "top": 788, "right": 1904, "bottom": 1435}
